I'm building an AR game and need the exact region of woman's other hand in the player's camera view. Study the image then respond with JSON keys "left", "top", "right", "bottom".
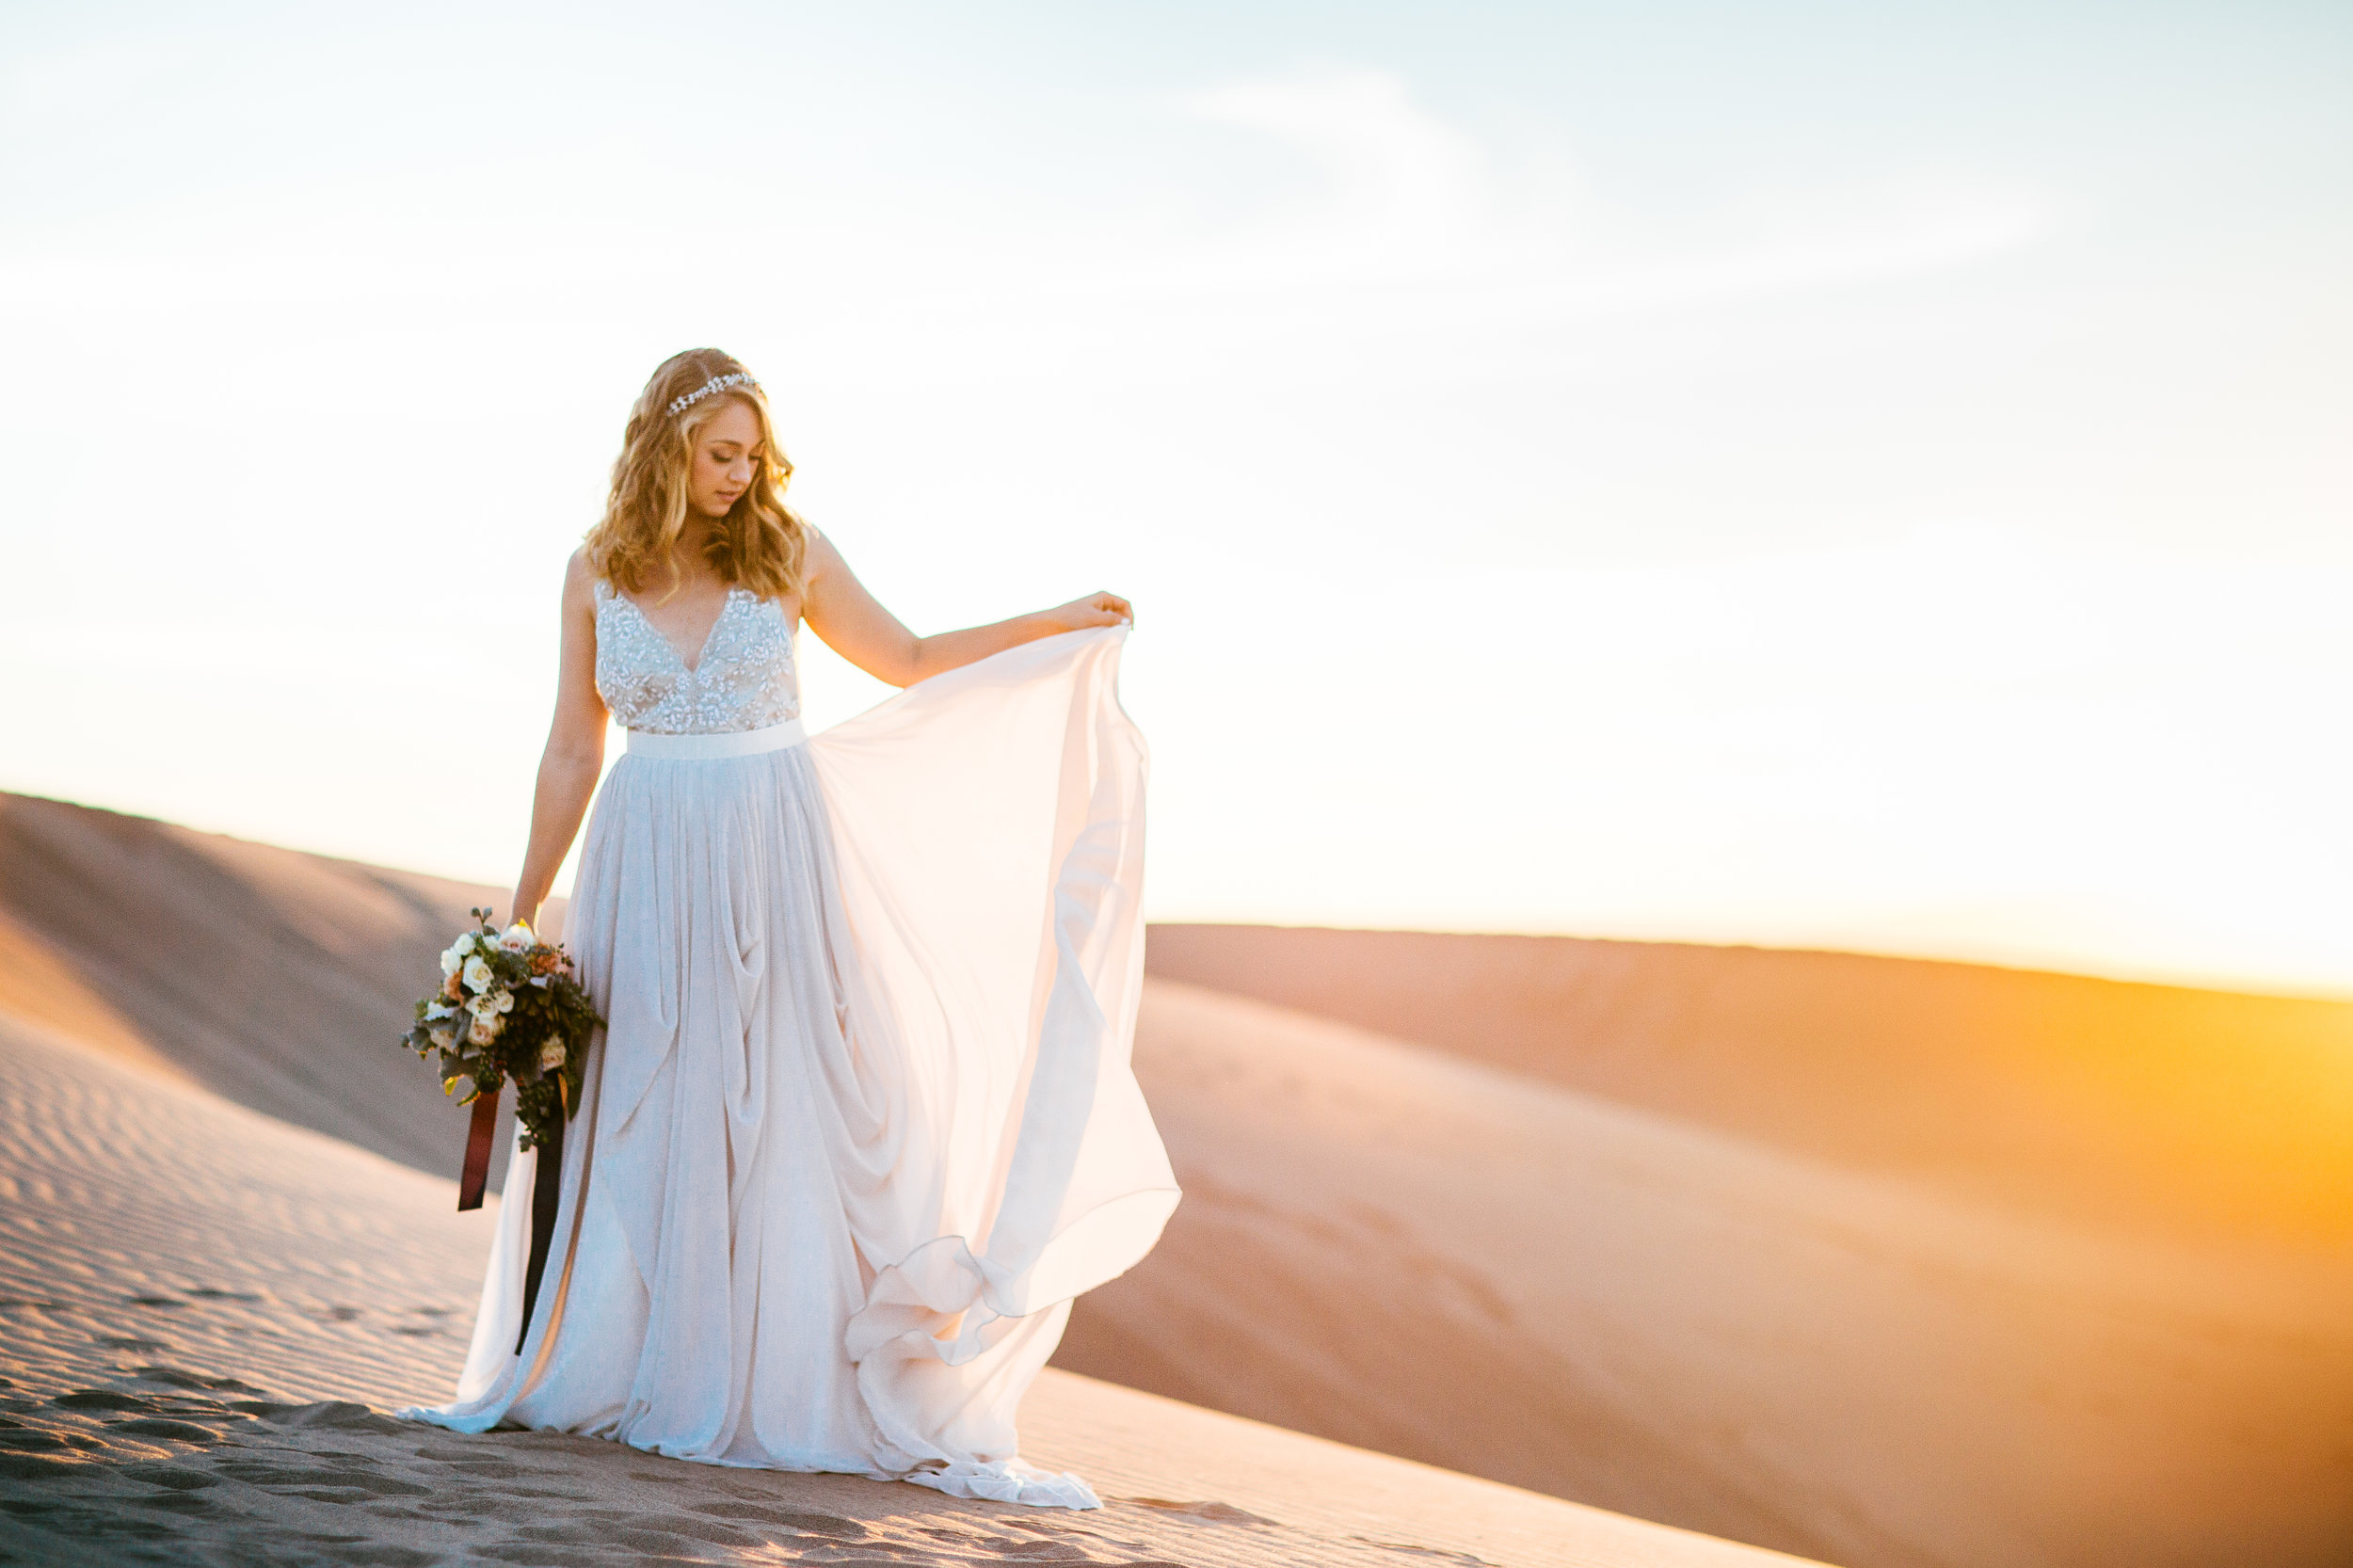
{"left": 1045, "top": 591, "right": 1133, "bottom": 632}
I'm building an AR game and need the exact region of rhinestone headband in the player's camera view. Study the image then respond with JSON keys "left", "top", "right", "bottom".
{"left": 665, "top": 372, "right": 757, "bottom": 418}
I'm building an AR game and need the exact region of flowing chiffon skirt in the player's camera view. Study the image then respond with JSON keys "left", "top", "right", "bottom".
{"left": 403, "top": 628, "right": 1177, "bottom": 1508}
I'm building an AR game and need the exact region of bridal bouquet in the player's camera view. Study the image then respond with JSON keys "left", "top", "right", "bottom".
{"left": 403, "top": 909, "right": 600, "bottom": 1155}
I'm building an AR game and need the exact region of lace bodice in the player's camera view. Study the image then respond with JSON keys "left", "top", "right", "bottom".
{"left": 594, "top": 581, "right": 802, "bottom": 735}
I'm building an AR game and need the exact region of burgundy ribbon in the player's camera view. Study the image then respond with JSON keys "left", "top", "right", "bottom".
{"left": 456, "top": 1091, "right": 499, "bottom": 1212}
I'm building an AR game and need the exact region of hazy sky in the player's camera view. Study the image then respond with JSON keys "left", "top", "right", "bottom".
{"left": 3, "top": 2, "right": 2349, "bottom": 990}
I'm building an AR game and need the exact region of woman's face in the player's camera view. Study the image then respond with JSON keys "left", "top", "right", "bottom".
{"left": 687, "top": 398, "right": 763, "bottom": 519}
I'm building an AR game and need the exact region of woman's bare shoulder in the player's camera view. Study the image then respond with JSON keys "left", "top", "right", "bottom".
{"left": 562, "top": 547, "right": 601, "bottom": 610}
{"left": 801, "top": 522, "right": 842, "bottom": 575}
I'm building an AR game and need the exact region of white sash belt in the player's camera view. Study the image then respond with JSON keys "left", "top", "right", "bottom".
{"left": 624, "top": 718, "right": 808, "bottom": 759}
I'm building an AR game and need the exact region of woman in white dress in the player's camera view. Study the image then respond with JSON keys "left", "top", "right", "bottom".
{"left": 405, "top": 348, "right": 1178, "bottom": 1509}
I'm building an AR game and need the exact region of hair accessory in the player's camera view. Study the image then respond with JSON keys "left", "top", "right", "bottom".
{"left": 665, "top": 372, "right": 757, "bottom": 418}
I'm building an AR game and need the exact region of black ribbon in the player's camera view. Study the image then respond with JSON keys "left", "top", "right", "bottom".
{"left": 516, "top": 1101, "right": 566, "bottom": 1354}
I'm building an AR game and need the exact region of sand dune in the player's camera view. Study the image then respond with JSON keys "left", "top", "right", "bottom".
{"left": 1144, "top": 924, "right": 2353, "bottom": 1251}
{"left": 3, "top": 792, "right": 2349, "bottom": 1567}
{"left": 1058, "top": 981, "right": 2353, "bottom": 1568}
{"left": 0, "top": 792, "right": 552, "bottom": 1194}
{"left": 0, "top": 1007, "right": 1753, "bottom": 1567}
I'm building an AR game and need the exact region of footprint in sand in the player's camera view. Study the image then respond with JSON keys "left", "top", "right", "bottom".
{"left": 1127, "top": 1496, "right": 1278, "bottom": 1526}
{"left": 133, "top": 1365, "right": 260, "bottom": 1393}
{"left": 686, "top": 1497, "right": 868, "bottom": 1536}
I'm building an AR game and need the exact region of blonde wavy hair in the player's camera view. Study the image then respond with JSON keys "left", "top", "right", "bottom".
{"left": 585, "top": 348, "right": 808, "bottom": 601}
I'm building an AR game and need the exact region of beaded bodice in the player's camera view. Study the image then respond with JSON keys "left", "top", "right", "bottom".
{"left": 594, "top": 581, "right": 801, "bottom": 735}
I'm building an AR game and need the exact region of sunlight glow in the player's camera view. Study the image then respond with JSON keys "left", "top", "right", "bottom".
{"left": 2, "top": 4, "right": 2347, "bottom": 992}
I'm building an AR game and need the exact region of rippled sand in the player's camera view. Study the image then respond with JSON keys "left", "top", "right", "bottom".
{"left": 0, "top": 1004, "right": 1793, "bottom": 1568}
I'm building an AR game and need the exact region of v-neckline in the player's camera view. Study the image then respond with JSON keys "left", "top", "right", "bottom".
{"left": 619, "top": 586, "right": 739, "bottom": 676}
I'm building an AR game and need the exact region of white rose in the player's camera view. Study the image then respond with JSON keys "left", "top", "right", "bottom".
{"left": 500, "top": 922, "right": 534, "bottom": 952}
{"left": 467, "top": 1017, "right": 497, "bottom": 1047}
{"left": 464, "top": 993, "right": 494, "bottom": 1018}
{"left": 538, "top": 1040, "right": 567, "bottom": 1071}
{"left": 491, "top": 988, "right": 515, "bottom": 1015}
{"left": 440, "top": 946, "right": 463, "bottom": 978}
{"left": 461, "top": 954, "right": 495, "bottom": 993}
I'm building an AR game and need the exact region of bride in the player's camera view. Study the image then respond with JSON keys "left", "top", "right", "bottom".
{"left": 405, "top": 348, "right": 1178, "bottom": 1509}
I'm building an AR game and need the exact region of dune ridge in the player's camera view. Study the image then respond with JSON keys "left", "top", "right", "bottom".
{"left": 1144, "top": 922, "right": 2353, "bottom": 1250}
{"left": 0, "top": 792, "right": 549, "bottom": 1193}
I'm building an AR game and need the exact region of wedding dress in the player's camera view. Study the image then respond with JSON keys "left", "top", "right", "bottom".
{"left": 403, "top": 577, "right": 1176, "bottom": 1508}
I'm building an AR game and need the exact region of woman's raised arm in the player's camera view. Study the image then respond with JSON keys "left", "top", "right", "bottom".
{"left": 800, "top": 528, "right": 1130, "bottom": 688}
{"left": 509, "top": 551, "right": 609, "bottom": 932}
